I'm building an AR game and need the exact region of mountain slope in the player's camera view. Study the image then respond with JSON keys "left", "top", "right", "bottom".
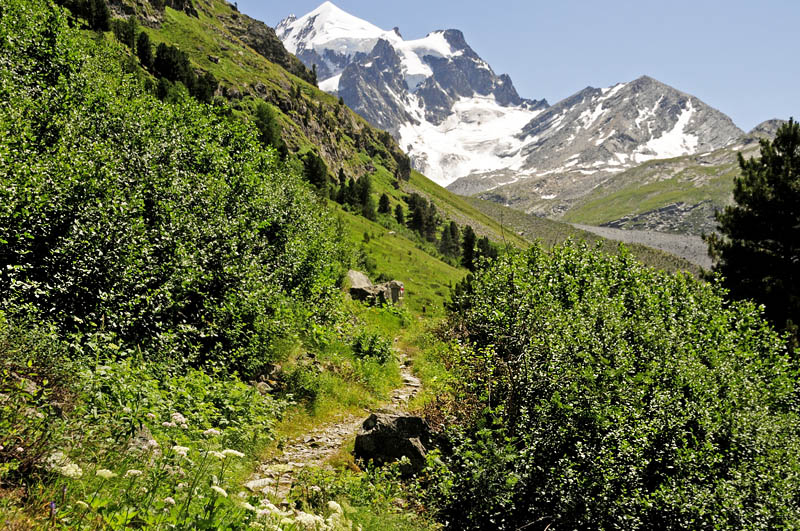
{"left": 277, "top": 2, "right": 548, "bottom": 185}
{"left": 450, "top": 76, "right": 744, "bottom": 218}
{"left": 560, "top": 120, "right": 787, "bottom": 235}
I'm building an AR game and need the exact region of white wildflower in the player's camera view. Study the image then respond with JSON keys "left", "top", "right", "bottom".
{"left": 162, "top": 421, "right": 177, "bottom": 428}
{"left": 294, "top": 512, "right": 322, "bottom": 530}
{"left": 249, "top": 523, "right": 264, "bottom": 530}
{"left": 163, "top": 497, "right": 176, "bottom": 506}
{"left": 280, "top": 518, "right": 295, "bottom": 527}
{"left": 327, "top": 500, "right": 343, "bottom": 515}
{"left": 172, "top": 445, "right": 190, "bottom": 457}
{"left": 146, "top": 413, "right": 156, "bottom": 420}
{"left": 209, "top": 451, "right": 226, "bottom": 460}
{"left": 170, "top": 412, "right": 187, "bottom": 424}
{"left": 146, "top": 439, "right": 159, "bottom": 450}
{"left": 210, "top": 485, "right": 227, "bottom": 498}
{"left": 222, "top": 449, "right": 245, "bottom": 458}
{"left": 74, "top": 501, "right": 89, "bottom": 510}
{"left": 124, "top": 469, "right": 143, "bottom": 478}
{"left": 203, "top": 428, "right": 221, "bottom": 437}
{"left": 59, "top": 463, "right": 83, "bottom": 479}
{"left": 241, "top": 502, "right": 256, "bottom": 512}
{"left": 95, "top": 469, "right": 116, "bottom": 480}
{"left": 122, "top": 407, "right": 132, "bottom": 414}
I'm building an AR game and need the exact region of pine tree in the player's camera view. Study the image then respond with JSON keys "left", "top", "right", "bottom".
{"left": 706, "top": 119, "right": 800, "bottom": 341}
{"left": 254, "top": 102, "right": 286, "bottom": 156}
{"left": 477, "top": 236, "right": 498, "bottom": 263}
{"left": 88, "top": 0, "right": 110, "bottom": 31}
{"left": 448, "top": 222, "right": 461, "bottom": 256}
{"left": 439, "top": 226, "right": 453, "bottom": 256}
{"left": 378, "top": 193, "right": 391, "bottom": 214}
{"left": 302, "top": 152, "right": 329, "bottom": 193}
{"left": 394, "top": 204, "right": 405, "bottom": 225}
{"left": 462, "top": 225, "right": 476, "bottom": 271}
{"left": 136, "top": 31, "right": 153, "bottom": 69}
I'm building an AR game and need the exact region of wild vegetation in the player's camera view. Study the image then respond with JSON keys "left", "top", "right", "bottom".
{"left": 3, "top": 0, "right": 797, "bottom": 529}
{"left": 706, "top": 119, "right": 800, "bottom": 345}
{"left": 424, "top": 242, "right": 799, "bottom": 529}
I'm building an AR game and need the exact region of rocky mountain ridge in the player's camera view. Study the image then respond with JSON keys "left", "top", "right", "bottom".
{"left": 279, "top": 2, "right": 745, "bottom": 206}
{"left": 277, "top": 1, "right": 548, "bottom": 184}
{"left": 450, "top": 75, "right": 744, "bottom": 217}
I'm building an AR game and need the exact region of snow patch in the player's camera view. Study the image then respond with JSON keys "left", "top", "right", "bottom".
{"left": 318, "top": 73, "right": 341, "bottom": 92}
{"left": 398, "top": 95, "right": 544, "bottom": 185}
{"left": 635, "top": 100, "right": 698, "bottom": 162}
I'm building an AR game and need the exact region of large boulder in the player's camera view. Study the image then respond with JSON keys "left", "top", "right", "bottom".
{"left": 354, "top": 414, "right": 431, "bottom": 475}
{"left": 347, "top": 271, "right": 404, "bottom": 305}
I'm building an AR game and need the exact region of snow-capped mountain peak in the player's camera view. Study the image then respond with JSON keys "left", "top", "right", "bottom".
{"left": 277, "top": 2, "right": 547, "bottom": 184}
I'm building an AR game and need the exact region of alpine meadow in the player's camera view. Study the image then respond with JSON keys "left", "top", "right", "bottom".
{"left": 1, "top": 0, "right": 799, "bottom": 530}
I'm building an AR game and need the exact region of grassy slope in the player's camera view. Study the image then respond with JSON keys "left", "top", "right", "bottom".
{"left": 561, "top": 144, "right": 758, "bottom": 226}
{"left": 465, "top": 197, "right": 701, "bottom": 275}
{"left": 133, "top": 0, "right": 702, "bottom": 280}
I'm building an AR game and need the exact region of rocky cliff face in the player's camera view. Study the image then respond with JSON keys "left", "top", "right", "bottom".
{"left": 277, "top": 2, "right": 547, "bottom": 184}
{"left": 449, "top": 76, "right": 744, "bottom": 217}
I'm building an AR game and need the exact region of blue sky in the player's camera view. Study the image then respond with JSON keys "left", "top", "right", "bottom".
{"left": 236, "top": 0, "right": 798, "bottom": 131}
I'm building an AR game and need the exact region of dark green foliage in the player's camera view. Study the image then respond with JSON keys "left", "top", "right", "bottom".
{"left": 461, "top": 225, "right": 476, "bottom": 270}
{"left": 0, "top": 1, "right": 346, "bottom": 377}
{"left": 54, "top": 0, "right": 109, "bottom": 30}
{"left": 152, "top": 41, "right": 217, "bottom": 102}
{"left": 378, "top": 193, "right": 391, "bottom": 214}
{"left": 707, "top": 119, "right": 800, "bottom": 342}
{"left": 394, "top": 204, "right": 405, "bottom": 225}
{"left": 111, "top": 16, "right": 137, "bottom": 49}
{"left": 351, "top": 331, "right": 393, "bottom": 364}
{"left": 302, "top": 151, "right": 329, "bottom": 193}
{"left": 406, "top": 193, "right": 438, "bottom": 241}
{"left": 356, "top": 175, "right": 377, "bottom": 220}
{"left": 88, "top": 0, "right": 110, "bottom": 31}
{"left": 193, "top": 69, "right": 218, "bottom": 103}
{"left": 476, "top": 235, "right": 498, "bottom": 263}
{"left": 431, "top": 241, "right": 800, "bottom": 529}
{"left": 153, "top": 42, "right": 193, "bottom": 87}
{"left": 136, "top": 30, "right": 153, "bottom": 69}
{"left": 254, "top": 101, "right": 286, "bottom": 156}
{"left": 439, "top": 221, "right": 461, "bottom": 258}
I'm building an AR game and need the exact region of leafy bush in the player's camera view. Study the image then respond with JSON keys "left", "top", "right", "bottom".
{"left": 0, "top": 0, "right": 346, "bottom": 377}
{"left": 429, "top": 241, "right": 800, "bottom": 529}
{"left": 0, "top": 312, "right": 74, "bottom": 485}
{"left": 351, "top": 331, "right": 393, "bottom": 364}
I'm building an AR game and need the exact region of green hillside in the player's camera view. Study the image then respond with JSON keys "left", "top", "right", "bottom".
{"left": 560, "top": 142, "right": 761, "bottom": 234}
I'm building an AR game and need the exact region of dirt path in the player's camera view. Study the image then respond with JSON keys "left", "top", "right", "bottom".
{"left": 244, "top": 354, "right": 422, "bottom": 500}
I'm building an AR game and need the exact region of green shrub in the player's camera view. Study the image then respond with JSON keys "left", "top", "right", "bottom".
{"left": 0, "top": 0, "right": 347, "bottom": 377}
{"left": 429, "top": 241, "right": 800, "bottom": 529}
{"left": 351, "top": 331, "right": 393, "bottom": 364}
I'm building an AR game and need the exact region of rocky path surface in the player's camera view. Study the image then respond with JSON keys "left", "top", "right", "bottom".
{"left": 244, "top": 355, "right": 422, "bottom": 500}
{"left": 572, "top": 223, "right": 712, "bottom": 269}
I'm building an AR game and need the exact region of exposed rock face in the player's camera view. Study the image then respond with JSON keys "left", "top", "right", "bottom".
{"left": 451, "top": 76, "right": 744, "bottom": 217}
{"left": 353, "top": 414, "right": 431, "bottom": 474}
{"left": 337, "top": 39, "right": 418, "bottom": 133}
{"left": 276, "top": 2, "right": 547, "bottom": 183}
{"left": 225, "top": 11, "right": 314, "bottom": 84}
{"left": 744, "top": 119, "right": 788, "bottom": 145}
{"left": 346, "top": 270, "right": 404, "bottom": 305}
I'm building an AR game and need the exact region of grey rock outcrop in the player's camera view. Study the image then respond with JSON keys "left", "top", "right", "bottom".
{"left": 346, "top": 270, "right": 404, "bottom": 305}
{"left": 354, "top": 414, "right": 431, "bottom": 474}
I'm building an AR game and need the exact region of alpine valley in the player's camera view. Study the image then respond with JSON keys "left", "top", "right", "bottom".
{"left": 278, "top": 2, "right": 782, "bottom": 235}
